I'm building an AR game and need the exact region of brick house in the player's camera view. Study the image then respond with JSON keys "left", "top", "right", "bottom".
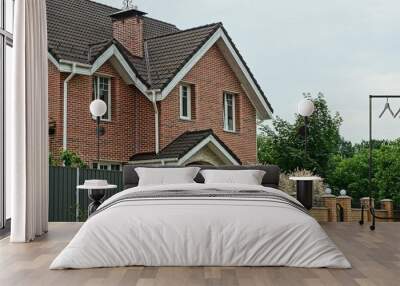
{"left": 46, "top": 0, "right": 273, "bottom": 170}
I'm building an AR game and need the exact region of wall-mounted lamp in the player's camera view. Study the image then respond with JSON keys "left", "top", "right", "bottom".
{"left": 90, "top": 99, "right": 107, "bottom": 163}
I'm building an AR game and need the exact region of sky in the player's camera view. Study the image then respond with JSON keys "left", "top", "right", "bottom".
{"left": 97, "top": 0, "right": 400, "bottom": 142}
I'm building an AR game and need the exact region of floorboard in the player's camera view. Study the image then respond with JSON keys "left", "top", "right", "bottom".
{"left": 0, "top": 222, "right": 399, "bottom": 286}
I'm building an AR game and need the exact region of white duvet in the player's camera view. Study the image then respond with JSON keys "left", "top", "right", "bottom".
{"left": 50, "top": 183, "right": 351, "bottom": 269}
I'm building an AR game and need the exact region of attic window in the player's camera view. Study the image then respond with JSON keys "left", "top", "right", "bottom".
{"left": 224, "top": 92, "right": 236, "bottom": 132}
{"left": 180, "top": 84, "right": 192, "bottom": 120}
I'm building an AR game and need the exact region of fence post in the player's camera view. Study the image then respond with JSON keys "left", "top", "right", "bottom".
{"left": 76, "top": 168, "right": 80, "bottom": 222}
{"left": 321, "top": 194, "right": 337, "bottom": 222}
{"left": 360, "top": 197, "right": 374, "bottom": 222}
{"left": 381, "top": 199, "right": 393, "bottom": 222}
{"left": 336, "top": 195, "right": 352, "bottom": 222}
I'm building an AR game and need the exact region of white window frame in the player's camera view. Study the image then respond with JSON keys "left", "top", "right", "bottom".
{"left": 179, "top": 84, "right": 191, "bottom": 120}
{"left": 1, "top": 0, "right": 15, "bottom": 228}
{"left": 93, "top": 162, "right": 121, "bottom": 171}
{"left": 93, "top": 76, "right": 112, "bottom": 121}
{"left": 223, "top": 92, "right": 236, "bottom": 132}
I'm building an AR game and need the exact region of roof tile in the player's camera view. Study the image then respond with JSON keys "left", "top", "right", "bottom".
{"left": 46, "top": 0, "right": 272, "bottom": 112}
{"left": 130, "top": 129, "right": 241, "bottom": 164}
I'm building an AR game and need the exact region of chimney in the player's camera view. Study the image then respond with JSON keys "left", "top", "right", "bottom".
{"left": 110, "top": 8, "right": 147, "bottom": 58}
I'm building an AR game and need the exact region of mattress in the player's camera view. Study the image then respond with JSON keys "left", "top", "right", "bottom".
{"left": 50, "top": 183, "right": 351, "bottom": 269}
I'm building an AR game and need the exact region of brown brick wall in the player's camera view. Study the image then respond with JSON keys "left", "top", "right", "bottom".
{"left": 112, "top": 17, "right": 144, "bottom": 57}
{"left": 48, "top": 60, "right": 63, "bottom": 157}
{"left": 48, "top": 45, "right": 259, "bottom": 165}
{"left": 48, "top": 61, "right": 149, "bottom": 165}
{"left": 309, "top": 207, "right": 329, "bottom": 222}
{"left": 159, "top": 44, "right": 257, "bottom": 164}
{"left": 136, "top": 91, "right": 155, "bottom": 154}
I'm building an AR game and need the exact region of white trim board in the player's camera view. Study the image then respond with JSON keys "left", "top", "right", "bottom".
{"left": 178, "top": 135, "right": 240, "bottom": 166}
{"left": 47, "top": 28, "right": 273, "bottom": 118}
{"left": 129, "top": 134, "right": 240, "bottom": 166}
{"left": 128, "top": 158, "right": 178, "bottom": 165}
{"left": 47, "top": 45, "right": 151, "bottom": 100}
{"left": 160, "top": 28, "right": 273, "bottom": 120}
{"left": 48, "top": 52, "right": 60, "bottom": 69}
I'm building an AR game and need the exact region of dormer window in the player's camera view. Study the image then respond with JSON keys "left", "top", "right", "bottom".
{"left": 180, "top": 84, "right": 192, "bottom": 120}
{"left": 224, "top": 92, "right": 236, "bottom": 132}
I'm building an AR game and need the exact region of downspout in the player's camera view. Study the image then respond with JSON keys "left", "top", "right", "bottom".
{"left": 144, "top": 42, "right": 160, "bottom": 155}
{"left": 63, "top": 64, "right": 76, "bottom": 151}
{"left": 151, "top": 90, "right": 160, "bottom": 154}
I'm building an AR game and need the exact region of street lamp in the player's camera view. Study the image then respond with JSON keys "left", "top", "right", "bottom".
{"left": 90, "top": 99, "right": 107, "bottom": 163}
{"left": 297, "top": 99, "right": 315, "bottom": 154}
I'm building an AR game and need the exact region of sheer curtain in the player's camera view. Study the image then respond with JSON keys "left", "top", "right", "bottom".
{"left": 7, "top": 0, "right": 48, "bottom": 242}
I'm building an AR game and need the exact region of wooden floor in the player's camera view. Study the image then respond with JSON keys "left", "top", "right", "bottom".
{"left": 0, "top": 223, "right": 399, "bottom": 286}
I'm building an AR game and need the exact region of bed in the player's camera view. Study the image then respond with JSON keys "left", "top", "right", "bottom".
{"left": 50, "top": 165, "right": 351, "bottom": 269}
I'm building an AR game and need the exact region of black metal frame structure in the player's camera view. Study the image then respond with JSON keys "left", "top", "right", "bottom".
{"left": 359, "top": 95, "right": 400, "bottom": 231}
{"left": 0, "top": 0, "right": 14, "bottom": 229}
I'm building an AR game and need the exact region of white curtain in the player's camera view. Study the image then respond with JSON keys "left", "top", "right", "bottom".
{"left": 7, "top": 0, "right": 49, "bottom": 242}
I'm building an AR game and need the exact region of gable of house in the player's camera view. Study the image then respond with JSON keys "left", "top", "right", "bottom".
{"left": 46, "top": 0, "right": 273, "bottom": 166}
{"left": 130, "top": 129, "right": 241, "bottom": 166}
{"left": 46, "top": 0, "right": 272, "bottom": 119}
{"left": 158, "top": 44, "right": 258, "bottom": 164}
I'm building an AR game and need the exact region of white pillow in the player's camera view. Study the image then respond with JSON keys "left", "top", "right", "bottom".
{"left": 136, "top": 167, "right": 200, "bottom": 186}
{"left": 200, "top": 169, "right": 266, "bottom": 185}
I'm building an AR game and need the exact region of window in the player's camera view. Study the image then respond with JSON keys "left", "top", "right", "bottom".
{"left": 110, "top": 164, "right": 121, "bottom": 171}
{"left": 93, "top": 76, "right": 111, "bottom": 121}
{"left": 179, "top": 84, "right": 191, "bottom": 120}
{"left": 5, "top": 0, "right": 13, "bottom": 33}
{"left": 1, "top": 0, "right": 14, "bottom": 229}
{"left": 93, "top": 162, "right": 121, "bottom": 171}
{"left": 223, "top": 92, "right": 236, "bottom": 132}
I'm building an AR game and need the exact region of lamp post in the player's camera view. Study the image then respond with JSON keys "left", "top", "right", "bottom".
{"left": 297, "top": 99, "right": 315, "bottom": 154}
{"left": 90, "top": 99, "right": 107, "bottom": 163}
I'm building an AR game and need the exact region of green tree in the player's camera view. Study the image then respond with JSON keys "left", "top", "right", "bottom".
{"left": 60, "top": 149, "right": 87, "bottom": 168}
{"left": 326, "top": 140, "right": 400, "bottom": 206}
{"left": 49, "top": 149, "right": 87, "bottom": 168}
{"left": 338, "top": 137, "right": 354, "bottom": 158}
{"left": 258, "top": 93, "right": 342, "bottom": 177}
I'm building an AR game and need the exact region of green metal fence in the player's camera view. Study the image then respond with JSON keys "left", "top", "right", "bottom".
{"left": 49, "top": 167, "right": 123, "bottom": 222}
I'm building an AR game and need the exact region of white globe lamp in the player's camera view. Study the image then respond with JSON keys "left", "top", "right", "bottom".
{"left": 297, "top": 98, "right": 315, "bottom": 155}
{"left": 90, "top": 99, "right": 107, "bottom": 118}
{"left": 90, "top": 99, "right": 107, "bottom": 163}
{"left": 325, "top": 188, "right": 332, "bottom": 195}
{"left": 297, "top": 99, "right": 315, "bottom": 117}
{"left": 340, "top": 189, "right": 347, "bottom": 196}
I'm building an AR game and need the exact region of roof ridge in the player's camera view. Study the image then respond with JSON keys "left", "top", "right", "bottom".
{"left": 88, "top": 38, "right": 112, "bottom": 47}
{"left": 144, "top": 22, "right": 222, "bottom": 41}
{"left": 111, "top": 39, "right": 151, "bottom": 87}
{"left": 143, "top": 16, "right": 180, "bottom": 30}
{"left": 160, "top": 129, "right": 213, "bottom": 153}
{"left": 155, "top": 23, "right": 222, "bottom": 90}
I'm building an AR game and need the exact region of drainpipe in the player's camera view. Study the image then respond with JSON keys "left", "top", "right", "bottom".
{"left": 63, "top": 64, "right": 77, "bottom": 151}
{"left": 151, "top": 90, "right": 160, "bottom": 154}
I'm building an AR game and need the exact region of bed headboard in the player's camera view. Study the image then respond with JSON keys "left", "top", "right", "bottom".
{"left": 122, "top": 165, "right": 281, "bottom": 190}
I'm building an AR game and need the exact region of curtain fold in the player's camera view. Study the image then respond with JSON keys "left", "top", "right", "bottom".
{"left": 8, "top": 0, "right": 49, "bottom": 242}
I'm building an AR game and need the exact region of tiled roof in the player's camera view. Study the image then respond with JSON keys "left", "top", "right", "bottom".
{"left": 130, "top": 129, "right": 241, "bottom": 164}
{"left": 145, "top": 23, "right": 221, "bottom": 89}
{"left": 46, "top": 0, "right": 179, "bottom": 63}
{"left": 46, "top": 0, "right": 272, "bottom": 113}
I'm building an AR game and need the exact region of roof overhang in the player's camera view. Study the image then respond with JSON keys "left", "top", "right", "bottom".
{"left": 129, "top": 134, "right": 240, "bottom": 166}
{"left": 48, "top": 45, "right": 152, "bottom": 100}
{"left": 48, "top": 27, "right": 273, "bottom": 117}
{"left": 177, "top": 134, "right": 240, "bottom": 166}
{"left": 158, "top": 27, "right": 273, "bottom": 120}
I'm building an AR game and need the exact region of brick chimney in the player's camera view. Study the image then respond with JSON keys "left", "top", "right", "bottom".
{"left": 110, "top": 8, "right": 147, "bottom": 58}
